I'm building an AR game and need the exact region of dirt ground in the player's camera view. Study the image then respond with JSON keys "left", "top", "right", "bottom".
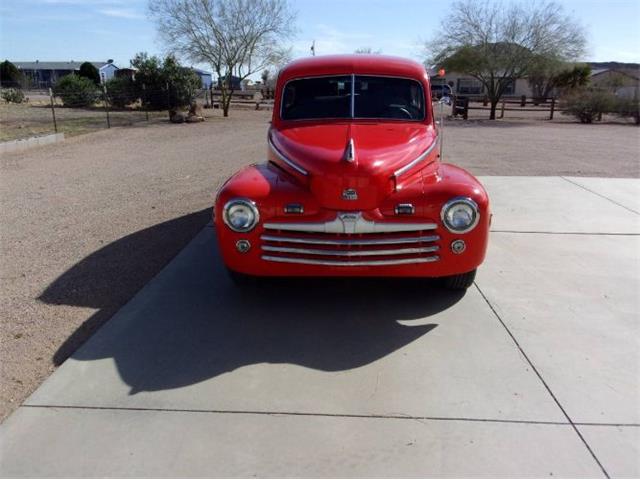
{"left": 1, "top": 108, "right": 639, "bottom": 421}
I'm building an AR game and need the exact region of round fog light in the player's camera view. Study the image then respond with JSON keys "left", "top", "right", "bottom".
{"left": 236, "top": 240, "right": 251, "bottom": 253}
{"left": 451, "top": 239, "right": 466, "bottom": 254}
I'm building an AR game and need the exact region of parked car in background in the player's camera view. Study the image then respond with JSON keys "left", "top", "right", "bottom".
{"left": 214, "top": 55, "right": 490, "bottom": 289}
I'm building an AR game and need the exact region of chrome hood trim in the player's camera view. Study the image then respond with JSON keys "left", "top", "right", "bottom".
{"left": 264, "top": 212, "right": 437, "bottom": 234}
{"left": 268, "top": 134, "right": 309, "bottom": 176}
{"left": 393, "top": 137, "right": 438, "bottom": 177}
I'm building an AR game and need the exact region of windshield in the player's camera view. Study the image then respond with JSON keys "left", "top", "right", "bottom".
{"left": 281, "top": 75, "right": 425, "bottom": 121}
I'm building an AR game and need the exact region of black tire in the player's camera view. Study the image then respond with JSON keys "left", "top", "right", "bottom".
{"left": 442, "top": 269, "right": 476, "bottom": 290}
{"left": 226, "top": 268, "right": 259, "bottom": 287}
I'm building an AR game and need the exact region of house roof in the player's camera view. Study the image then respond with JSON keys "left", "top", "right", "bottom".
{"left": 13, "top": 61, "right": 115, "bottom": 71}
{"left": 591, "top": 68, "right": 640, "bottom": 81}
{"left": 190, "top": 67, "right": 212, "bottom": 76}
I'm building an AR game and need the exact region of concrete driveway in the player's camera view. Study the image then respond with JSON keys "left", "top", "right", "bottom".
{"left": 1, "top": 176, "right": 638, "bottom": 478}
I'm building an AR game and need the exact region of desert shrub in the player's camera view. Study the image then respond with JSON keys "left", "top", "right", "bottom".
{"left": 130, "top": 52, "right": 201, "bottom": 110}
{"left": 613, "top": 96, "right": 640, "bottom": 125}
{"left": 561, "top": 89, "right": 616, "bottom": 124}
{"left": 53, "top": 74, "right": 99, "bottom": 107}
{"left": 78, "top": 62, "right": 100, "bottom": 85}
{"left": 1, "top": 88, "right": 25, "bottom": 103}
{"left": 0, "top": 60, "right": 23, "bottom": 88}
{"left": 105, "top": 76, "right": 138, "bottom": 108}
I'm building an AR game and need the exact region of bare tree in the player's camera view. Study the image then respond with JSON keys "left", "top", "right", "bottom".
{"left": 424, "top": 0, "right": 586, "bottom": 119}
{"left": 149, "top": 0, "right": 296, "bottom": 117}
{"left": 354, "top": 47, "right": 382, "bottom": 55}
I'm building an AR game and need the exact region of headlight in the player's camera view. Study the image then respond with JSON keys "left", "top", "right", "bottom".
{"left": 223, "top": 198, "right": 259, "bottom": 232}
{"left": 441, "top": 197, "right": 479, "bottom": 233}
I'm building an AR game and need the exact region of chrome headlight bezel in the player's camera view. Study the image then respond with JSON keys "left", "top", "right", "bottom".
{"left": 441, "top": 197, "right": 480, "bottom": 234}
{"left": 223, "top": 198, "right": 260, "bottom": 233}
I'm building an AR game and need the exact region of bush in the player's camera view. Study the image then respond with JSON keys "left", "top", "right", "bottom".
{"left": 0, "top": 60, "right": 23, "bottom": 88}
{"left": 561, "top": 89, "right": 616, "bottom": 123}
{"left": 614, "top": 96, "right": 640, "bottom": 125}
{"left": 1, "top": 88, "right": 25, "bottom": 103}
{"left": 53, "top": 74, "right": 99, "bottom": 107}
{"left": 105, "top": 76, "right": 137, "bottom": 108}
{"left": 130, "top": 52, "right": 201, "bottom": 110}
{"left": 78, "top": 62, "right": 100, "bottom": 85}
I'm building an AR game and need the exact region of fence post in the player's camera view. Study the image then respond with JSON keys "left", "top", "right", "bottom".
{"left": 500, "top": 101, "right": 505, "bottom": 119}
{"left": 102, "top": 84, "right": 111, "bottom": 128}
{"left": 142, "top": 83, "right": 149, "bottom": 121}
{"left": 48, "top": 88, "right": 58, "bottom": 133}
{"left": 549, "top": 97, "right": 555, "bottom": 120}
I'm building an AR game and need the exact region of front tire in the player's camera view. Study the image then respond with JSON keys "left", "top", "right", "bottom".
{"left": 442, "top": 269, "right": 476, "bottom": 290}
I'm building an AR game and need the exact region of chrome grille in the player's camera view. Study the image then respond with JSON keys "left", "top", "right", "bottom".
{"left": 260, "top": 220, "right": 440, "bottom": 266}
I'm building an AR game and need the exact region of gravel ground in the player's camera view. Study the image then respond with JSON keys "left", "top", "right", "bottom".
{"left": 1, "top": 109, "right": 639, "bottom": 421}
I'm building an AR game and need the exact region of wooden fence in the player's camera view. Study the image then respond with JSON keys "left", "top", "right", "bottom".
{"left": 452, "top": 95, "right": 556, "bottom": 120}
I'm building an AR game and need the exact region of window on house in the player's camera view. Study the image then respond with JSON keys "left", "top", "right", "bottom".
{"left": 502, "top": 79, "right": 516, "bottom": 95}
{"left": 457, "top": 78, "right": 484, "bottom": 95}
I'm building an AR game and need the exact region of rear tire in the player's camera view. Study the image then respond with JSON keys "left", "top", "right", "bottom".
{"left": 442, "top": 269, "right": 476, "bottom": 290}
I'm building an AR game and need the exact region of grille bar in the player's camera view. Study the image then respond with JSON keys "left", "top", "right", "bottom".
{"left": 262, "top": 255, "right": 440, "bottom": 267}
{"left": 262, "top": 245, "right": 439, "bottom": 257}
{"left": 264, "top": 212, "right": 437, "bottom": 234}
{"left": 260, "top": 234, "right": 440, "bottom": 246}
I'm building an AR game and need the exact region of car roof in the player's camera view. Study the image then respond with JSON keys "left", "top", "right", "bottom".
{"left": 278, "top": 55, "right": 428, "bottom": 82}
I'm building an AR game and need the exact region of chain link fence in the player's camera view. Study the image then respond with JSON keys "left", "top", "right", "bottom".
{"left": 0, "top": 85, "right": 276, "bottom": 143}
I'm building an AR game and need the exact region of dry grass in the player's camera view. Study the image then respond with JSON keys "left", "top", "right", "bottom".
{"left": 0, "top": 102, "right": 171, "bottom": 142}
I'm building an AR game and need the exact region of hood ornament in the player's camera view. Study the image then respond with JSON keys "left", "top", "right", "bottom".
{"left": 344, "top": 138, "right": 356, "bottom": 163}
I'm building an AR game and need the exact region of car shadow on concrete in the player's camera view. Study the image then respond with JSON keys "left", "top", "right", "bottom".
{"left": 40, "top": 208, "right": 213, "bottom": 366}
{"left": 40, "top": 212, "right": 465, "bottom": 394}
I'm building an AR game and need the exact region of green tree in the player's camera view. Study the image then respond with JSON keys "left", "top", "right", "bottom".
{"left": 78, "top": 62, "right": 100, "bottom": 85}
{"left": 528, "top": 58, "right": 591, "bottom": 102}
{"left": 130, "top": 52, "right": 200, "bottom": 110}
{"left": 162, "top": 56, "right": 201, "bottom": 109}
{"left": 53, "top": 74, "right": 99, "bottom": 107}
{"left": 425, "top": 0, "right": 587, "bottom": 119}
{"left": 0, "top": 60, "right": 23, "bottom": 88}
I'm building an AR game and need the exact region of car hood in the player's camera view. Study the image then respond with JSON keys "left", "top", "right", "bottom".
{"left": 270, "top": 122, "right": 437, "bottom": 210}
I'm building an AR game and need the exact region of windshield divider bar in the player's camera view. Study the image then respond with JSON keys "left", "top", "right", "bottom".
{"left": 350, "top": 74, "right": 355, "bottom": 118}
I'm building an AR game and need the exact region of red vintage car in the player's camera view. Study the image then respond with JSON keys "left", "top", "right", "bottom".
{"left": 214, "top": 55, "right": 490, "bottom": 289}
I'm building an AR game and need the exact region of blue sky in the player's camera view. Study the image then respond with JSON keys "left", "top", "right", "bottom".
{"left": 1, "top": 0, "right": 639, "bottom": 73}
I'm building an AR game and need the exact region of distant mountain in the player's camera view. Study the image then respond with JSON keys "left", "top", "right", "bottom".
{"left": 588, "top": 61, "right": 640, "bottom": 70}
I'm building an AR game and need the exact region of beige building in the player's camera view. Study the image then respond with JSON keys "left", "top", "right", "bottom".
{"left": 428, "top": 69, "right": 532, "bottom": 97}
{"left": 589, "top": 68, "right": 639, "bottom": 98}
{"left": 429, "top": 65, "right": 640, "bottom": 100}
